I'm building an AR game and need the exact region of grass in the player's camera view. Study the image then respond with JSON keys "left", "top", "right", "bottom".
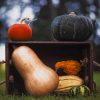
{"left": 94, "top": 71, "right": 100, "bottom": 87}
{"left": 0, "top": 64, "right": 5, "bottom": 81}
{"left": 0, "top": 64, "right": 100, "bottom": 100}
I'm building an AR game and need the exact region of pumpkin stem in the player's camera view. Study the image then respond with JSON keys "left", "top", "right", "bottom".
{"left": 68, "top": 12, "right": 76, "bottom": 16}
{"left": 20, "top": 18, "right": 37, "bottom": 25}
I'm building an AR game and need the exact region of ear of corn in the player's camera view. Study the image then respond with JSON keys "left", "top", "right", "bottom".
{"left": 55, "top": 75, "right": 83, "bottom": 93}
{"left": 55, "top": 75, "right": 90, "bottom": 97}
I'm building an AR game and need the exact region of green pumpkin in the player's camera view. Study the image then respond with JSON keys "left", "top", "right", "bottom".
{"left": 69, "top": 85, "right": 90, "bottom": 97}
{"left": 51, "top": 12, "right": 94, "bottom": 41}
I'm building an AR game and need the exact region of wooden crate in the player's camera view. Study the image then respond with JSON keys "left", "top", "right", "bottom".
{"left": 6, "top": 41, "right": 94, "bottom": 95}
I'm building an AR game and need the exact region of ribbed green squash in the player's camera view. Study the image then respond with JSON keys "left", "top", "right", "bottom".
{"left": 51, "top": 12, "right": 94, "bottom": 41}
{"left": 69, "top": 85, "right": 90, "bottom": 97}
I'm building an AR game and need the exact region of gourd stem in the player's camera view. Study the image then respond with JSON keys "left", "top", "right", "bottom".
{"left": 28, "top": 18, "right": 37, "bottom": 25}
{"left": 20, "top": 18, "right": 31, "bottom": 24}
{"left": 20, "top": 18, "right": 37, "bottom": 25}
{"left": 68, "top": 12, "right": 76, "bottom": 16}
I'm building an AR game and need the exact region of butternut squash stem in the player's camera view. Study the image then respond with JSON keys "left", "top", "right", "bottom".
{"left": 12, "top": 45, "right": 17, "bottom": 50}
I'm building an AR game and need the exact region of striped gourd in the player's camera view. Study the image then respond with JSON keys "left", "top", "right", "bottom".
{"left": 69, "top": 85, "right": 90, "bottom": 97}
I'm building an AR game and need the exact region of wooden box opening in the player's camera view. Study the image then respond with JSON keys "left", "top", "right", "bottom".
{"left": 6, "top": 41, "right": 93, "bottom": 95}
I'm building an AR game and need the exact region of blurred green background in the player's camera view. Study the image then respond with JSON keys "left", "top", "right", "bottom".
{"left": 0, "top": 0, "right": 100, "bottom": 41}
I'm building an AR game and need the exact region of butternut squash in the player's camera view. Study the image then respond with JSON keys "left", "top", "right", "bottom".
{"left": 12, "top": 46, "right": 59, "bottom": 96}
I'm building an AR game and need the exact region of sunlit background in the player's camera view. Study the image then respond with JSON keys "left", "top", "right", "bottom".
{"left": 0, "top": 0, "right": 100, "bottom": 62}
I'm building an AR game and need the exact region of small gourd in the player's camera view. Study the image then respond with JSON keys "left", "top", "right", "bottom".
{"left": 55, "top": 60, "right": 81, "bottom": 75}
{"left": 69, "top": 85, "right": 90, "bottom": 97}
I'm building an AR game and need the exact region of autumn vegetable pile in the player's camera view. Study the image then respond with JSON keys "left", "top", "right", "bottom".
{"left": 54, "top": 60, "right": 91, "bottom": 96}
{"left": 7, "top": 12, "right": 94, "bottom": 97}
{"left": 8, "top": 18, "right": 59, "bottom": 96}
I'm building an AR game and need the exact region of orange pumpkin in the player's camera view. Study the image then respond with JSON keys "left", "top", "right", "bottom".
{"left": 8, "top": 18, "right": 32, "bottom": 41}
{"left": 55, "top": 60, "right": 81, "bottom": 75}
